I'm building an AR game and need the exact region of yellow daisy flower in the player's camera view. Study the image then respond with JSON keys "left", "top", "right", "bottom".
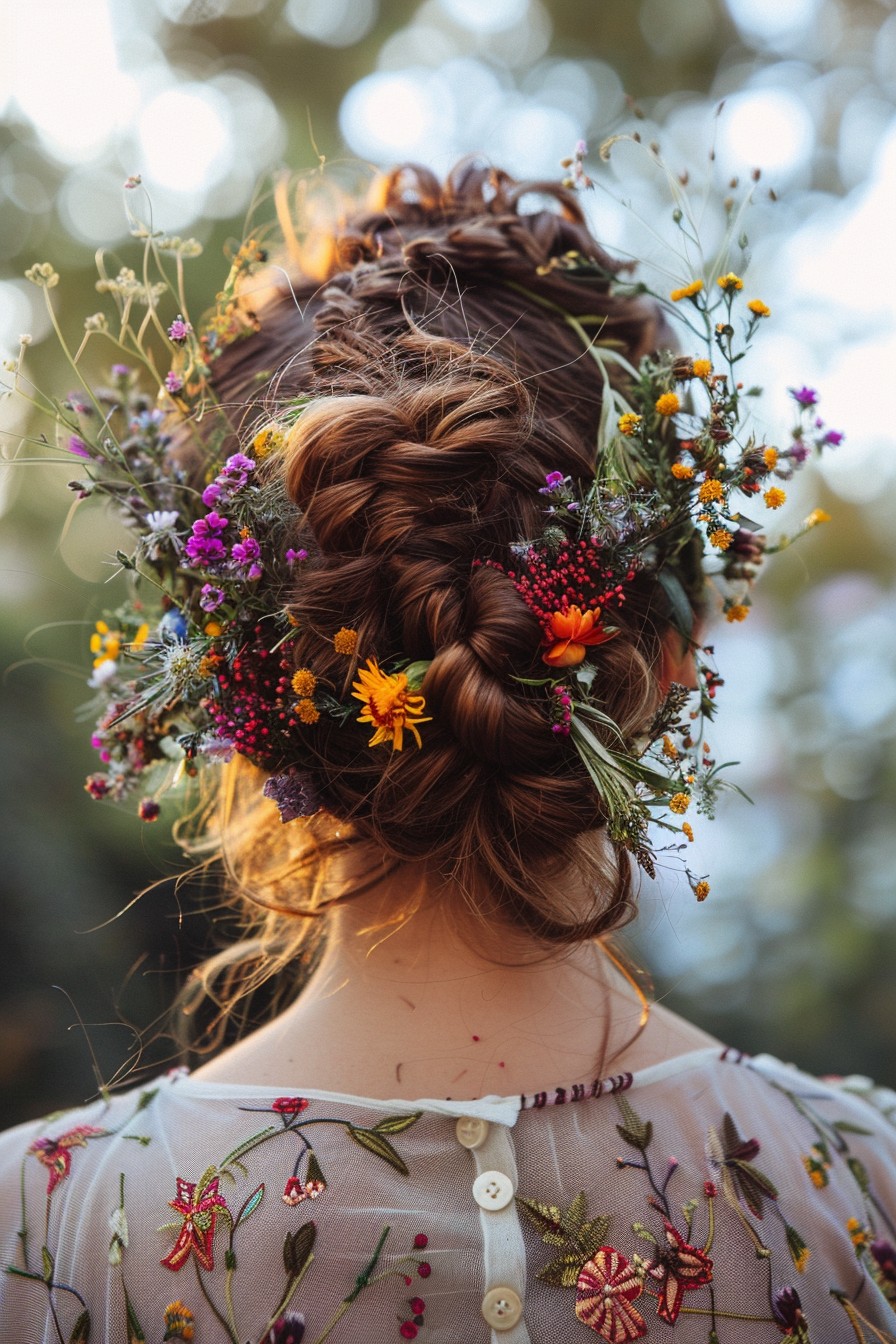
{"left": 352, "top": 658, "right": 431, "bottom": 751}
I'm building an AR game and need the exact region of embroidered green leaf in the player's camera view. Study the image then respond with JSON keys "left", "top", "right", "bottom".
{"left": 234, "top": 1182, "right": 265, "bottom": 1228}
{"left": 371, "top": 1112, "right": 422, "bottom": 1136}
{"left": 135, "top": 1088, "right": 158, "bottom": 1113}
{"left": 578, "top": 1215, "right": 611, "bottom": 1258}
{"left": 68, "top": 1309, "right": 91, "bottom": 1343}
{"left": 785, "top": 1223, "right": 810, "bottom": 1273}
{"left": 537, "top": 1251, "right": 589, "bottom": 1288}
{"left": 733, "top": 1161, "right": 779, "bottom": 1215}
{"left": 195, "top": 1164, "right": 219, "bottom": 1199}
{"left": 306, "top": 1151, "right": 326, "bottom": 1188}
{"left": 346, "top": 1126, "right": 409, "bottom": 1175}
{"left": 563, "top": 1191, "right": 587, "bottom": 1235}
{"left": 681, "top": 1198, "right": 698, "bottom": 1237}
{"left": 615, "top": 1097, "right": 653, "bottom": 1151}
{"left": 515, "top": 1196, "right": 567, "bottom": 1246}
{"left": 284, "top": 1221, "right": 316, "bottom": 1277}
{"left": 631, "top": 1221, "right": 658, "bottom": 1245}
{"left": 41, "top": 1245, "right": 54, "bottom": 1283}
{"left": 847, "top": 1156, "right": 871, "bottom": 1194}
{"left": 219, "top": 1126, "right": 277, "bottom": 1173}
{"left": 833, "top": 1120, "right": 873, "bottom": 1137}
{"left": 124, "top": 1288, "right": 145, "bottom": 1343}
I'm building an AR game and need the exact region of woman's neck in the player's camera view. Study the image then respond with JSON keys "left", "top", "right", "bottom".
{"left": 191, "top": 869, "right": 720, "bottom": 1099}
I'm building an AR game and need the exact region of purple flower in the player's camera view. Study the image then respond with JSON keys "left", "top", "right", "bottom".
{"left": 112, "top": 364, "right": 131, "bottom": 378}
{"left": 771, "top": 1286, "right": 805, "bottom": 1330}
{"left": 185, "top": 512, "right": 229, "bottom": 567}
{"left": 202, "top": 481, "right": 223, "bottom": 507}
{"left": 67, "top": 435, "right": 92, "bottom": 459}
{"left": 822, "top": 429, "right": 844, "bottom": 446}
{"left": 789, "top": 386, "right": 818, "bottom": 407}
{"left": 223, "top": 452, "right": 255, "bottom": 477}
{"left": 167, "top": 316, "right": 192, "bottom": 343}
{"left": 539, "top": 470, "right": 567, "bottom": 495}
{"left": 871, "top": 1238, "right": 896, "bottom": 1285}
{"left": 200, "top": 584, "right": 225, "bottom": 612}
{"left": 790, "top": 442, "right": 810, "bottom": 464}
{"left": 231, "top": 536, "right": 261, "bottom": 566}
{"left": 285, "top": 548, "right": 308, "bottom": 566}
{"left": 65, "top": 393, "right": 92, "bottom": 416}
{"left": 263, "top": 770, "right": 321, "bottom": 823}
{"left": 164, "top": 371, "right": 184, "bottom": 394}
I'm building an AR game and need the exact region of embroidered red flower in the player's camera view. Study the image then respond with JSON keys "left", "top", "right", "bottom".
{"left": 649, "top": 1220, "right": 713, "bottom": 1324}
{"left": 272, "top": 1097, "right": 309, "bottom": 1115}
{"left": 161, "top": 1175, "right": 229, "bottom": 1272}
{"left": 575, "top": 1246, "right": 647, "bottom": 1340}
{"left": 542, "top": 606, "right": 617, "bottom": 668}
{"left": 28, "top": 1125, "right": 106, "bottom": 1194}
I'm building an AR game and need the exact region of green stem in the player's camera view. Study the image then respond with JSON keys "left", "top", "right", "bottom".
{"left": 193, "top": 1260, "right": 238, "bottom": 1343}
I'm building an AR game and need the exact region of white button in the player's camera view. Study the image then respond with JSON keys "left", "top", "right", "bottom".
{"left": 481, "top": 1286, "right": 523, "bottom": 1330}
{"left": 455, "top": 1116, "right": 490, "bottom": 1149}
{"left": 472, "top": 1169, "right": 514, "bottom": 1211}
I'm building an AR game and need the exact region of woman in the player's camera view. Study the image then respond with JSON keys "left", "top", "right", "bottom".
{"left": 1, "top": 161, "right": 895, "bottom": 1343}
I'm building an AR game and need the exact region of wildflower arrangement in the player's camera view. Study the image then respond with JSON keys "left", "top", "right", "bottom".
{"left": 4, "top": 151, "right": 840, "bottom": 897}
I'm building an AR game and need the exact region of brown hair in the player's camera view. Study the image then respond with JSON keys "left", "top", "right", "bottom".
{"left": 181, "top": 160, "right": 676, "bottom": 1039}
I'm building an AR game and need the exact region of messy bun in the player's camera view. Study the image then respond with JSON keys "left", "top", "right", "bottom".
{"left": 185, "top": 160, "right": 674, "bottom": 1033}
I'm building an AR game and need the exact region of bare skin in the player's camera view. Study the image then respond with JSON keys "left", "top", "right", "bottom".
{"left": 193, "top": 871, "right": 721, "bottom": 1101}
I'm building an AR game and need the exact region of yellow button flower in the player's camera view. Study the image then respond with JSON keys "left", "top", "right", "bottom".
{"left": 717, "top": 272, "right": 743, "bottom": 291}
{"left": 670, "top": 279, "right": 703, "bottom": 301}
{"left": 655, "top": 392, "right": 680, "bottom": 416}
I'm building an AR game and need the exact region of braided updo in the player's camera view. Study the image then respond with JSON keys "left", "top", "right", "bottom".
{"left": 194, "top": 159, "right": 678, "bottom": 1012}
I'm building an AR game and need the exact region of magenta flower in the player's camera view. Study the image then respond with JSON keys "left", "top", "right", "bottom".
{"left": 202, "top": 481, "right": 223, "bottom": 507}
{"left": 185, "top": 512, "right": 230, "bottom": 567}
{"left": 822, "top": 428, "right": 844, "bottom": 446}
{"left": 164, "top": 371, "right": 184, "bottom": 394}
{"left": 67, "top": 435, "right": 92, "bottom": 459}
{"left": 112, "top": 363, "right": 131, "bottom": 378}
{"left": 789, "top": 386, "right": 818, "bottom": 407}
{"left": 539, "top": 470, "right": 567, "bottom": 495}
{"left": 167, "top": 316, "right": 192, "bottom": 343}
{"left": 285, "top": 547, "right": 308, "bottom": 566}
{"left": 29, "top": 1125, "right": 106, "bottom": 1194}
{"left": 262, "top": 1316, "right": 305, "bottom": 1344}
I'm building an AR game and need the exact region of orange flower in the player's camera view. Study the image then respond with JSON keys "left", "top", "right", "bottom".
{"left": 542, "top": 606, "right": 617, "bottom": 668}
{"left": 352, "top": 658, "right": 431, "bottom": 750}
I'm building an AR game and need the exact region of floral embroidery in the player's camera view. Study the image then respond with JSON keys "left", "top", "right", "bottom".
{"left": 575, "top": 1247, "right": 647, "bottom": 1340}
{"left": 648, "top": 1220, "right": 713, "bottom": 1324}
{"left": 28, "top": 1125, "right": 107, "bottom": 1194}
{"left": 160, "top": 1174, "right": 229, "bottom": 1271}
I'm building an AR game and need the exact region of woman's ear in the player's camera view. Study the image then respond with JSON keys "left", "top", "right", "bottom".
{"left": 658, "top": 626, "right": 700, "bottom": 694}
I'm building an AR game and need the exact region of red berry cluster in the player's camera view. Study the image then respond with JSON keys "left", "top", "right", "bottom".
{"left": 550, "top": 684, "right": 573, "bottom": 736}
{"left": 481, "top": 540, "right": 634, "bottom": 636}
{"left": 209, "top": 625, "right": 299, "bottom": 766}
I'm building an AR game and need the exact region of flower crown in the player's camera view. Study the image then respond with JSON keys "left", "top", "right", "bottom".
{"left": 6, "top": 154, "right": 840, "bottom": 897}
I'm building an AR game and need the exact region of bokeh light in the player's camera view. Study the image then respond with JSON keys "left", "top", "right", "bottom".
{"left": 284, "top": 0, "right": 379, "bottom": 47}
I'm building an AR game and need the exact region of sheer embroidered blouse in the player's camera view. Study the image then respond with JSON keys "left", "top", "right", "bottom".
{"left": 2, "top": 1047, "right": 896, "bottom": 1344}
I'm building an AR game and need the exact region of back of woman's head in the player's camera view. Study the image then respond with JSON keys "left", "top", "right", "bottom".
{"left": 201, "top": 158, "right": 676, "bottom": 963}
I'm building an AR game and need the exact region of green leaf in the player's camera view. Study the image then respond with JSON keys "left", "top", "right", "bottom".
{"left": 124, "top": 1288, "right": 146, "bottom": 1343}
{"left": 615, "top": 1097, "right": 653, "bottom": 1151}
{"left": 562, "top": 1192, "right": 587, "bottom": 1235}
{"left": 578, "top": 1216, "right": 611, "bottom": 1257}
{"left": 515, "top": 1196, "right": 567, "bottom": 1245}
{"left": 219, "top": 1126, "right": 277, "bottom": 1172}
{"left": 657, "top": 569, "right": 695, "bottom": 638}
{"left": 537, "top": 1251, "right": 588, "bottom": 1288}
{"left": 847, "top": 1156, "right": 871, "bottom": 1194}
{"left": 69, "top": 1309, "right": 91, "bottom": 1343}
{"left": 372, "top": 1113, "right": 422, "bottom": 1136}
{"left": 41, "top": 1245, "right": 54, "bottom": 1284}
{"left": 832, "top": 1121, "right": 873, "bottom": 1137}
{"left": 234, "top": 1182, "right": 265, "bottom": 1228}
{"left": 283, "top": 1222, "right": 316, "bottom": 1277}
{"left": 346, "top": 1126, "right": 409, "bottom": 1175}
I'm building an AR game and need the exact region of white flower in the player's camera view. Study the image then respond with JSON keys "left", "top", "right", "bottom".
{"left": 88, "top": 660, "right": 118, "bottom": 688}
{"left": 146, "top": 509, "right": 179, "bottom": 532}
